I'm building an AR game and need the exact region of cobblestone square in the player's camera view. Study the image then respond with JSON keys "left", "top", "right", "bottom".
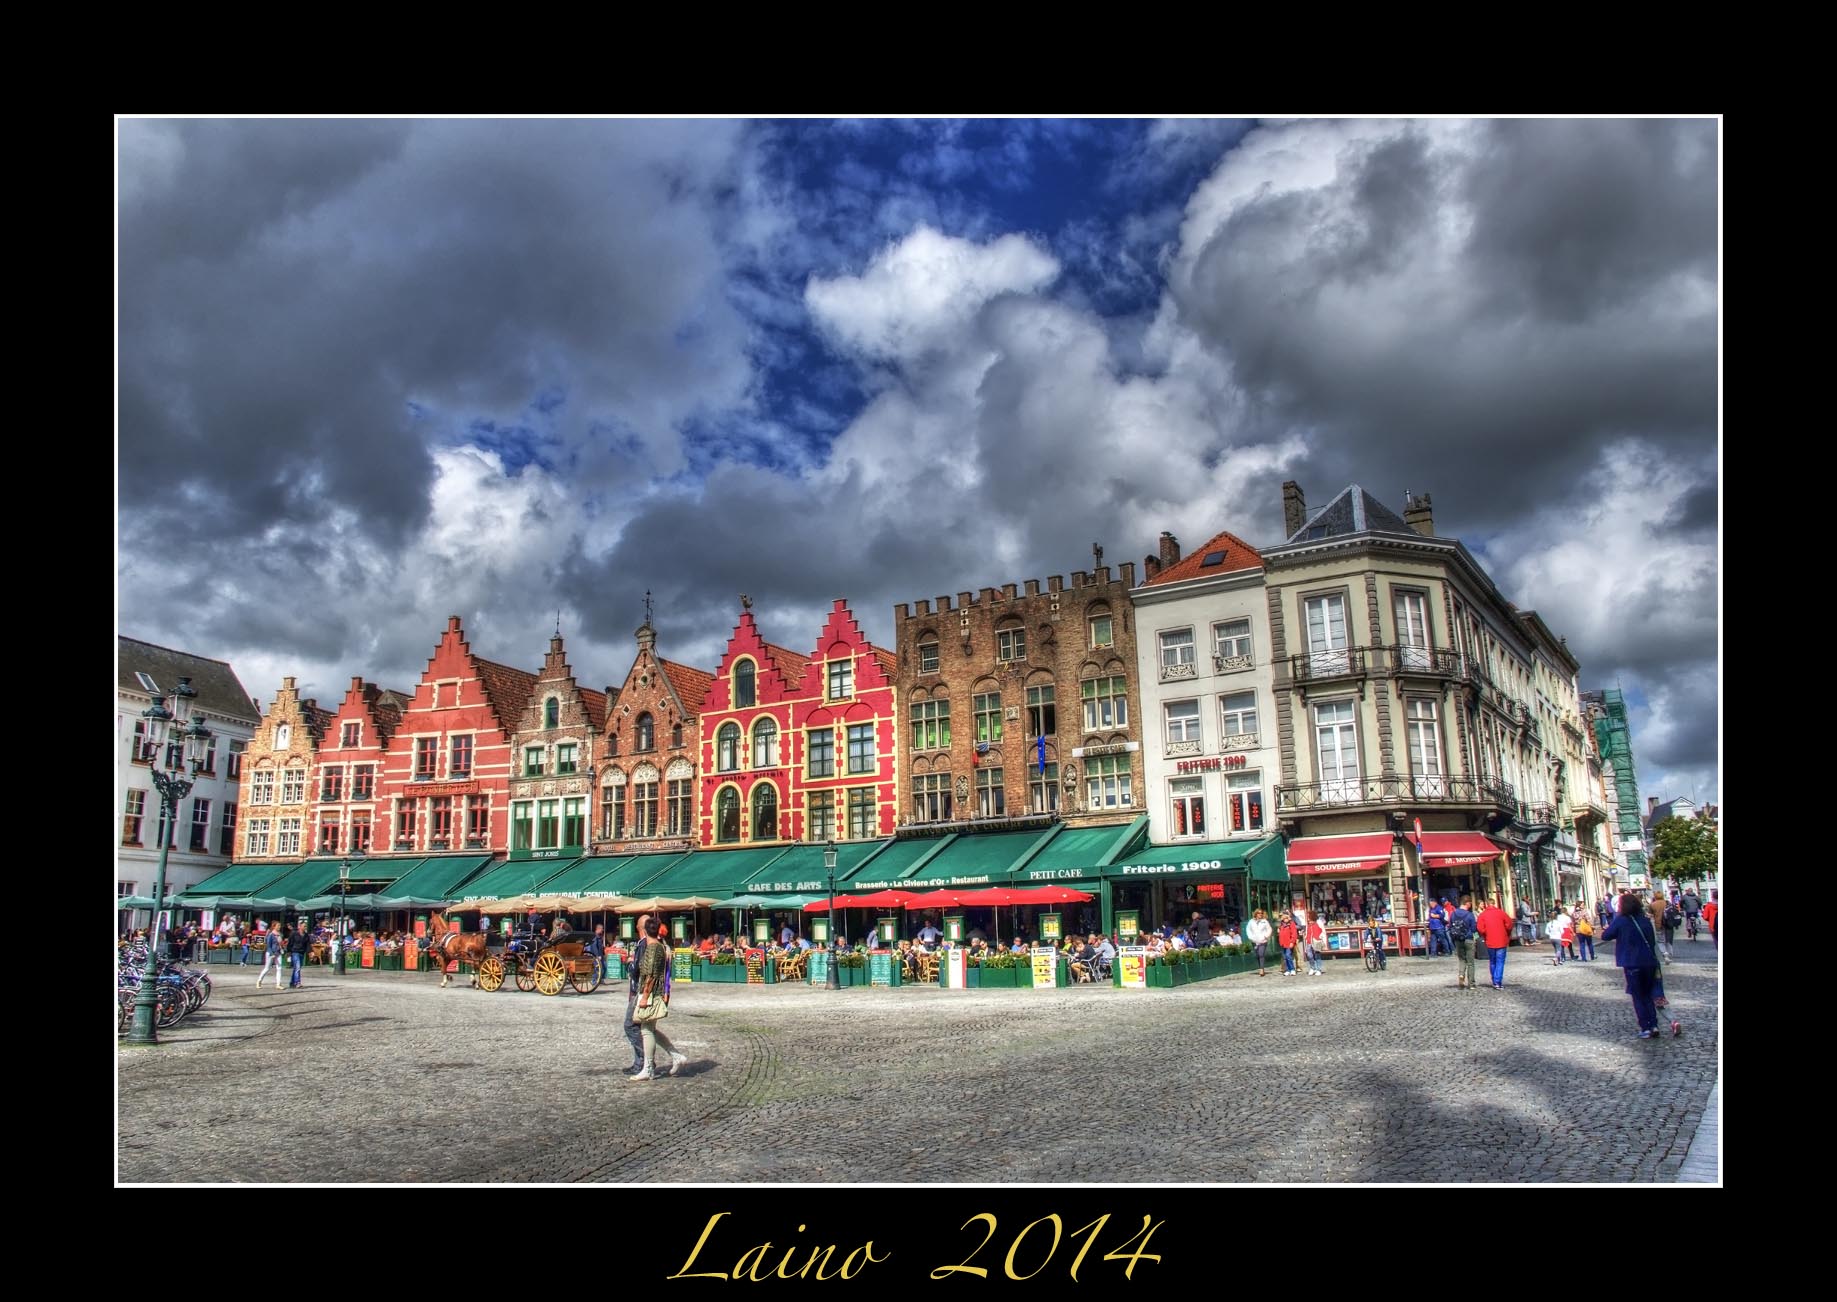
{"left": 118, "top": 940, "right": 1718, "bottom": 1183}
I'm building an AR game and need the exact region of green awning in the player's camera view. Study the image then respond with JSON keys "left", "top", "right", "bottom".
{"left": 373, "top": 854, "right": 496, "bottom": 899}
{"left": 529, "top": 855, "right": 622, "bottom": 895}
{"left": 633, "top": 846, "right": 795, "bottom": 898}
{"left": 893, "top": 828, "right": 1058, "bottom": 887}
{"left": 1105, "top": 834, "right": 1287, "bottom": 882}
{"left": 180, "top": 861, "right": 297, "bottom": 897}
{"left": 450, "top": 857, "right": 576, "bottom": 901}
{"left": 244, "top": 858, "right": 353, "bottom": 899}
{"left": 711, "top": 892, "right": 829, "bottom": 909}
{"left": 587, "top": 853, "right": 689, "bottom": 895}
{"left": 840, "top": 836, "right": 949, "bottom": 888}
{"left": 1011, "top": 819, "right": 1146, "bottom": 885}
{"left": 745, "top": 840, "right": 889, "bottom": 893}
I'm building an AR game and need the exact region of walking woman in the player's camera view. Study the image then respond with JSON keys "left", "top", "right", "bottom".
{"left": 1247, "top": 909, "right": 1274, "bottom": 977}
{"left": 1304, "top": 913, "right": 1326, "bottom": 976}
{"left": 629, "top": 916, "right": 689, "bottom": 1082}
{"left": 1600, "top": 892, "right": 1674, "bottom": 1039}
{"left": 255, "top": 925, "right": 283, "bottom": 989}
{"left": 1277, "top": 915, "right": 1299, "bottom": 976}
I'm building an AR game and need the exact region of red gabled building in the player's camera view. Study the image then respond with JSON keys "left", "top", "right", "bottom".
{"left": 697, "top": 605, "right": 809, "bottom": 847}
{"left": 311, "top": 676, "right": 409, "bottom": 858}
{"left": 696, "top": 598, "right": 898, "bottom": 847}
{"left": 379, "top": 616, "right": 536, "bottom": 856}
{"left": 790, "top": 600, "right": 898, "bottom": 843}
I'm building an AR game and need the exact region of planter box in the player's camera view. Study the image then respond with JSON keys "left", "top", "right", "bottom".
{"left": 835, "top": 964, "right": 869, "bottom": 987}
{"left": 376, "top": 952, "right": 402, "bottom": 971}
{"left": 206, "top": 947, "right": 236, "bottom": 965}
{"left": 974, "top": 965, "right": 1022, "bottom": 988}
{"left": 697, "top": 961, "right": 747, "bottom": 983}
{"left": 345, "top": 950, "right": 363, "bottom": 970}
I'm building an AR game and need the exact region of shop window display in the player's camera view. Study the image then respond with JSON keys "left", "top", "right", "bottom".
{"left": 1306, "top": 877, "right": 1393, "bottom": 927}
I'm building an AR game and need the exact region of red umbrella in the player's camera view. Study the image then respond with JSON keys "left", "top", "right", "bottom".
{"left": 848, "top": 889, "right": 926, "bottom": 909}
{"left": 803, "top": 896, "right": 856, "bottom": 913}
{"left": 902, "top": 889, "right": 970, "bottom": 910}
{"left": 952, "top": 887, "right": 1025, "bottom": 945}
{"left": 1006, "top": 885, "right": 1095, "bottom": 904}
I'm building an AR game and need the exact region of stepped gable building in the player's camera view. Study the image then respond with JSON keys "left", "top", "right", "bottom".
{"left": 118, "top": 637, "right": 261, "bottom": 899}
{"left": 236, "top": 677, "right": 335, "bottom": 865}
{"left": 596, "top": 619, "right": 712, "bottom": 855}
{"left": 506, "top": 633, "right": 608, "bottom": 862}
{"left": 789, "top": 599, "right": 899, "bottom": 844}
{"left": 697, "top": 602, "right": 811, "bottom": 847}
{"left": 379, "top": 616, "right": 534, "bottom": 857}
{"left": 312, "top": 677, "right": 409, "bottom": 858}
{"left": 894, "top": 552, "right": 1143, "bottom": 831}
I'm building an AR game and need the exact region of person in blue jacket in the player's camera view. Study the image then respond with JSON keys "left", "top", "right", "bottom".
{"left": 1425, "top": 900, "right": 1449, "bottom": 957}
{"left": 1600, "top": 893, "right": 1665, "bottom": 1039}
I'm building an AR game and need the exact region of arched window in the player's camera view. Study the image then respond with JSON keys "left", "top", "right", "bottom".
{"left": 716, "top": 787, "right": 741, "bottom": 843}
{"left": 734, "top": 659, "right": 756, "bottom": 708}
{"left": 717, "top": 723, "right": 741, "bottom": 772}
{"left": 606, "top": 732, "right": 619, "bottom": 757}
{"left": 671, "top": 721, "right": 683, "bottom": 748}
{"left": 752, "top": 784, "right": 778, "bottom": 841}
{"left": 636, "top": 712, "right": 655, "bottom": 752}
{"left": 543, "top": 697, "right": 559, "bottom": 729}
{"left": 752, "top": 717, "right": 779, "bottom": 768}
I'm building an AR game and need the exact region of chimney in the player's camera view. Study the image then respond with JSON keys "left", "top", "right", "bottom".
{"left": 1404, "top": 490, "right": 1435, "bottom": 537}
{"left": 1158, "top": 532, "right": 1181, "bottom": 566}
{"left": 350, "top": 676, "right": 363, "bottom": 693}
{"left": 1647, "top": 796, "right": 1659, "bottom": 817}
{"left": 1282, "top": 481, "right": 1307, "bottom": 537}
{"left": 1144, "top": 555, "right": 1161, "bottom": 580}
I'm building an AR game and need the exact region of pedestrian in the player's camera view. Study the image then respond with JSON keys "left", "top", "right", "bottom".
{"left": 1304, "top": 913, "right": 1326, "bottom": 976}
{"left": 255, "top": 925, "right": 284, "bottom": 988}
{"left": 1645, "top": 892, "right": 1672, "bottom": 964}
{"left": 622, "top": 913, "right": 653, "bottom": 1074}
{"left": 1363, "top": 916, "right": 1387, "bottom": 970}
{"left": 285, "top": 923, "right": 309, "bottom": 988}
{"left": 1660, "top": 896, "right": 1681, "bottom": 959}
{"left": 1702, "top": 891, "right": 1718, "bottom": 949}
{"left": 1426, "top": 901, "right": 1449, "bottom": 958}
{"left": 629, "top": 916, "right": 688, "bottom": 1081}
{"left": 1247, "top": 909, "right": 1273, "bottom": 976}
{"left": 1515, "top": 897, "right": 1536, "bottom": 947}
{"left": 1277, "top": 915, "right": 1298, "bottom": 976}
{"left": 1574, "top": 904, "right": 1596, "bottom": 962}
{"left": 1599, "top": 892, "right": 1667, "bottom": 1039}
{"left": 239, "top": 928, "right": 252, "bottom": 967}
{"left": 1545, "top": 909, "right": 1568, "bottom": 966}
{"left": 1447, "top": 894, "right": 1478, "bottom": 991}
{"left": 1476, "top": 894, "right": 1513, "bottom": 990}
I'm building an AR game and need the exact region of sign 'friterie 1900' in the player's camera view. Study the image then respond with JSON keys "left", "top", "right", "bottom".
{"left": 1175, "top": 755, "right": 1246, "bottom": 774}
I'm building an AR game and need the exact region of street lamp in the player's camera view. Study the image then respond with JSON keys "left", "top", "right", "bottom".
{"left": 824, "top": 839, "right": 840, "bottom": 990}
{"left": 125, "top": 677, "right": 214, "bottom": 1047}
{"left": 337, "top": 848, "right": 365, "bottom": 975}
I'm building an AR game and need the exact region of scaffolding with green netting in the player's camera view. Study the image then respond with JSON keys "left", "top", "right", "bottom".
{"left": 1583, "top": 687, "right": 1646, "bottom": 879}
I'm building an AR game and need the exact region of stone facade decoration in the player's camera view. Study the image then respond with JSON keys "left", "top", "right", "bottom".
{"left": 377, "top": 616, "right": 534, "bottom": 857}
{"left": 236, "top": 676, "right": 333, "bottom": 864}
{"left": 1131, "top": 528, "right": 1276, "bottom": 847}
{"left": 312, "top": 676, "right": 408, "bottom": 861}
{"left": 506, "top": 633, "right": 608, "bottom": 862}
{"left": 596, "top": 622, "right": 711, "bottom": 856}
{"left": 894, "top": 554, "right": 1142, "bottom": 831}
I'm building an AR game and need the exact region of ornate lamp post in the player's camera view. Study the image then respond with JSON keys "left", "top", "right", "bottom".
{"left": 337, "top": 849, "right": 364, "bottom": 975}
{"left": 824, "top": 839, "right": 840, "bottom": 990}
{"left": 125, "top": 677, "right": 214, "bottom": 1046}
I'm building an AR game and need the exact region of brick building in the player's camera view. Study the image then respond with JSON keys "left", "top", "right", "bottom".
{"left": 595, "top": 619, "right": 711, "bottom": 856}
{"left": 379, "top": 616, "right": 534, "bottom": 857}
{"left": 697, "top": 603, "right": 810, "bottom": 848}
{"left": 893, "top": 554, "right": 1143, "bottom": 831}
{"left": 506, "top": 633, "right": 608, "bottom": 862}
{"left": 311, "top": 677, "right": 410, "bottom": 858}
{"left": 236, "top": 676, "right": 334, "bottom": 865}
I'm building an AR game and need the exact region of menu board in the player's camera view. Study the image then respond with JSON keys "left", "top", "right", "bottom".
{"left": 946, "top": 948, "right": 966, "bottom": 988}
{"left": 806, "top": 951, "right": 829, "bottom": 983}
{"left": 1117, "top": 946, "right": 1148, "bottom": 989}
{"left": 1117, "top": 910, "right": 1140, "bottom": 940}
{"left": 404, "top": 938, "right": 419, "bottom": 970}
{"left": 670, "top": 950, "right": 695, "bottom": 981}
{"left": 1030, "top": 951, "right": 1058, "bottom": 989}
{"left": 1039, "top": 913, "right": 1062, "bottom": 941}
{"left": 869, "top": 951, "right": 895, "bottom": 986}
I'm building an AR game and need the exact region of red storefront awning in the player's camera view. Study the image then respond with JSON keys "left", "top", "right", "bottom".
{"left": 1285, "top": 833, "right": 1396, "bottom": 875}
{"left": 1416, "top": 831, "right": 1507, "bottom": 867}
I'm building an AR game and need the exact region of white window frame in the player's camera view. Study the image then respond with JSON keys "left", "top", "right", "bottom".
{"left": 1304, "top": 593, "right": 1351, "bottom": 676}
{"left": 1169, "top": 776, "right": 1206, "bottom": 839}
{"left": 1164, "top": 699, "right": 1202, "bottom": 746}
{"left": 1312, "top": 699, "right": 1361, "bottom": 803}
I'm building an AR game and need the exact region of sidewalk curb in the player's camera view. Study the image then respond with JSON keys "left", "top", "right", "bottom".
{"left": 1675, "top": 1082, "right": 1720, "bottom": 1183}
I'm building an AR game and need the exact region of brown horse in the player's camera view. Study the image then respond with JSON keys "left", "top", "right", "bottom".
{"left": 424, "top": 919, "right": 493, "bottom": 988}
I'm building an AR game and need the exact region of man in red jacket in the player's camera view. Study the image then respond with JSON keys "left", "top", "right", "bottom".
{"left": 1476, "top": 895, "right": 1514, "bottom": 990}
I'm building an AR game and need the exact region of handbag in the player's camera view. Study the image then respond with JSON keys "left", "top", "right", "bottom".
{"left": 632, "top": 981, "right": 669, "bottom": 1022}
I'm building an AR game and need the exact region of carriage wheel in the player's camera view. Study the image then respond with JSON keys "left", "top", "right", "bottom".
{"left": 534, "top": 952, "right": 567, "bottom": 996}
{"left": 568, "top": 961, "right": 602, "bottom": 995}
{"left": 514, "top": 959, "right": 538, "bottom": 993}
{"left": 476, "top": 956, "right": 505, "bottom": 992}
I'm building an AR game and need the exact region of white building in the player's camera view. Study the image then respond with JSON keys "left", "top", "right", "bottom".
{"left": 1129, "top": 529, "right": 1280, "bottom": 917}
{"left": 117, "top": 637, "right": 260, "bottom": 905}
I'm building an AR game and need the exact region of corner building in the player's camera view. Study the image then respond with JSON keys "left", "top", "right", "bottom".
{"left": 595, "top": 620, "right": 712, "bottom": 856}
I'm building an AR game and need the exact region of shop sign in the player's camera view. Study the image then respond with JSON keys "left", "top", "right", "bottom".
{"left": 1118, "top": 858, "right": 1226, "bottom": 876}
{"left": 752, "top": 918, "right": 770, "bottom": 943}
{"left": 944, "top": 915, "right": 965, "bottom": 942}
{"left": 869, "top": 951, "right": 896, "bottom": 986}
{"left": 1024, "top": 867, "right": 1095, "bottom": 881}
{"left": 412, "top": 780, "right": 480, "bottom": 798}
{"left": 404, "top": 938, "right": 419, "bottom": 970}
{"left": 1031, "top": 951, "right": 1058, "bottom": 988}
{"left": 810, "top": 916, "right": 830, "bottom": 942}
{"left": 946, "top": 947, "right": 967, "bottom": 988}
{"left": 619, "top": 915, "right": 636, "bottom": 939}
{"left": 754, "top": 880, "right": 828, "bottom": 893}
{"left": 1116, "top": 910, "right": 1140, "bottom": 939}
{"left": 1118, "top": 946, "right": 1148, "bottom": 988}
{"left": 1073, "top": 741, "right": 1141, "bottom": 758}
{"left": 1039, "top": 913, "right": 1062, "bottom": 940}
{"left": 1175, "top": 755, "right": 1248, "bottom": 773}
{"left": 877, "top": 917, "right": 898, "bottom": 942}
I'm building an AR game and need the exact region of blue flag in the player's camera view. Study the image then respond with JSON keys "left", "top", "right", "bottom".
{"left": 1036, "top": 733, "right": 1047, "bottom": 773}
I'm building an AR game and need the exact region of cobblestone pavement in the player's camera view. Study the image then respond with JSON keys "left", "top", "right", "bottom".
{"left": 118, "top": 938, "right": 1719, "bottom": 1183}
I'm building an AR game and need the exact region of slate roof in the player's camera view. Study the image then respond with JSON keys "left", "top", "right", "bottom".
{"left": 119, "top": 637, "right": 260, "bottom": 724}
{"left": 1282, "top": 485, "right": 1418, "bottom": 545}
{"left": 1144, "top": 528, "right": 1264, "bottom": 586}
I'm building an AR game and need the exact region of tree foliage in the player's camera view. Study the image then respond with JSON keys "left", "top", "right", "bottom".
{"left": 1650, "top": 815, "right": 1718, "bottom": 881}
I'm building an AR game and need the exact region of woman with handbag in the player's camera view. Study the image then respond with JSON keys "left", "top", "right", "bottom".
{"left": 1600, "top": 892, "right": 1673, "bottom": 1039}
{"left": 629, "top": 916, "right": 689, "bottom": 1082}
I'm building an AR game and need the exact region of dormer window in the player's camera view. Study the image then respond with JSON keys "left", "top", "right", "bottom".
{"left": 734, "top": 660, "right": 756, "bottom": 708}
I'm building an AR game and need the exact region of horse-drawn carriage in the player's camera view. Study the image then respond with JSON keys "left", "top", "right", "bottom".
{"left": 476, "top": 933, "right": 602, "bottom": 996}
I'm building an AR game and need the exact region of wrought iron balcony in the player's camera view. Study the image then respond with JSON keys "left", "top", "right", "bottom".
{"left": 1275, "top": 774, "right": 1517, "bottom": 815}
{"left": 1384, "top": 646, "right": 1468, "bottom": 680}
{"left": 1573, "top": 799, "right": 1609, "bottom": 826}
{"left": 1159, "top": 661, "right": 1198, "bottom": 682}
{"left": 1522, "top": 803, "right": 1558, "bottom": 828}
{"left": 1213, "top": 653, "right": 1254, "bottom": 675}
{"left": 1286, "top": 647, "right": 1368, "bottom": 688}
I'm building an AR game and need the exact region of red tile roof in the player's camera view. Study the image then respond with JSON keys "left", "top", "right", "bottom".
{"left": 869, "top": 646, "right": 898, "bottom": 679}
{"left": 1143, "top": 529, "right": 1264, "bottom": 586}
{"left": 365, "top": 685, "right": 409, "bottom": 745}
{"left": 661, "top": 660, "right": 716, "bottom": 714}
{"left": 472, "top": 657, "right": 539, "bottom": 732}
{"left": 579, "top": 686, "right": 609, "bottom": 734}
{"left": 762, "top": 642, "right": 811, "bottom": 689}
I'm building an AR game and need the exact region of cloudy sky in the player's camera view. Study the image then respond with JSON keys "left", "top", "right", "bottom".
{"left": 117, "top": 117, "right": 1719, "bottom": 807}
